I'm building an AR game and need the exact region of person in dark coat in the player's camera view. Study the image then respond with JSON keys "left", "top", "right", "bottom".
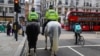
{"left": 7, "top": 22, "right": 11, "bottom": 36}
{"left": 26, "top": 7, "right": 40, "bottom": 54}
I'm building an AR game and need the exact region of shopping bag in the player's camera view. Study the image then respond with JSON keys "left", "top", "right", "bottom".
{"left": 18, "top": 29, "right": 22, "bottom": 35}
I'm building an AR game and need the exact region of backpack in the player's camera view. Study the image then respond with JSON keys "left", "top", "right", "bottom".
{"left": 74, "top": 24, "right": 82, "bottom": 33}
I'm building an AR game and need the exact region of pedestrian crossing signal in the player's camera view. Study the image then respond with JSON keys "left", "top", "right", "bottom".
{"left": 14, "top": 0, "right": 21, "bottom": 13}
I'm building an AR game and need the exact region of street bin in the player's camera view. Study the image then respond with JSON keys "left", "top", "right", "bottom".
{"left": 0, "top": 24, "right": 5, "bottom": 32}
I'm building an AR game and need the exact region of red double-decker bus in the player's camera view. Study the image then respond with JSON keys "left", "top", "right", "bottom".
{"left": 64, "top": 11, "right": 100, "bottom": 31}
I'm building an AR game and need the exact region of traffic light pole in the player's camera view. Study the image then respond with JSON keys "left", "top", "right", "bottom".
{"left": 14, "top": 12, "right": 18, "bottom": 41}
{"left": 14, "top": 0, "right": 21, "bottom": 41}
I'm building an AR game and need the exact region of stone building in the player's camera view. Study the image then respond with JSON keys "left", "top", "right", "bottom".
{"left": 0, "top": 0, "right": 25, "bottom": 22}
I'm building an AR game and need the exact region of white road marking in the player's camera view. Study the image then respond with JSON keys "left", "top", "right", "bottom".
{"left": 68, "top": 46, "right": 84, "bottom": 56}
{"left": 37, "top": 45, "right": 100, "bottom": 55}
{"left": 37, "top": 45, "right": 100, "bottom": 50}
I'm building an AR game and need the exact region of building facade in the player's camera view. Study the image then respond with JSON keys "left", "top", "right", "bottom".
{"left": 0, "top": 0, "right": 25, "bottom": 22}
{"left": 41, "top": 0, "right": 100, "bottom": 24}
{"left": 56, "top": 0, "right": 100, "bottom": 15}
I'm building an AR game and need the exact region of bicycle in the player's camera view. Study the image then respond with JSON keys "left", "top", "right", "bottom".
{"left": 74, "top": 33, "right": 85, "bottom": 46}
{"left": 77, "top": 35, "right": 85, "bottom": 46}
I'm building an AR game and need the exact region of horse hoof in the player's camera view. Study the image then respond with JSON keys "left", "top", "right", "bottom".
{"left": 54, "top": 54, "right": 56, "bottom": 56}
{"left": 49, "top": 48, "right": 52, "bottom": 51}
{"left": 28, "top": 53, "right": 31, "bottom": 56}
{"left": 34, "top": 52, "right": 37, "bottom": 56}
{"left": 44, "top": 48, "right": 47, "bottom": 50}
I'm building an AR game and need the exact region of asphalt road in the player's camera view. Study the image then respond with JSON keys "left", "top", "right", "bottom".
{"left": 32, "top": 29, "right": 100, "bottom": 56}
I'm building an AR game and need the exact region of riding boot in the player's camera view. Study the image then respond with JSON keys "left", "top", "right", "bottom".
{"left": 41, "top": 26, "right": 44, "bottom": 35}
{"left": 41, "top": 21, "right": 47, "bottom": 35}
{"left": 42, "top": 20, "right": 50, "bottom": 35}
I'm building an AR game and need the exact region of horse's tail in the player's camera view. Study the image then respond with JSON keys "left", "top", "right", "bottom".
{"left": 52, "top": 25, "right": 61, "bottom": 52}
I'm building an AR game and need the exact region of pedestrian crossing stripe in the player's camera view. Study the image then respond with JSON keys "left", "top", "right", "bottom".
{"left": 37, "top": 44, "right": 100, "bottom": 50}
{"left": 37, "top": 45, "right": 100, "bottom": 56}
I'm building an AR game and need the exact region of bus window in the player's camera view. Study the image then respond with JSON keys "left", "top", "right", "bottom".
{"left": 98, "top": 13, "right": 100, "bottom": 17}
{"left": 73, "top": 12, "right": 77, "bottom": 16}
{"left": 98, "top": 22, "right": 100, "bottom": 25}
{"left": 93, "top": 22, "right": 96, "bottom": 25}
{"left": 78, "top": 12, "right": 82, "bottom": 16}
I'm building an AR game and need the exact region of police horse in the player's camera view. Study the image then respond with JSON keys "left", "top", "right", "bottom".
{"left": 44, "top": 21, "right": 61, "bottom": 56}
{"left": 26, "top": 22, "right": 40, "bottom": 56}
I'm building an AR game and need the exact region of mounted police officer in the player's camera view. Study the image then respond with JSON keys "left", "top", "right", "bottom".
{"left": 26, "top": 8, "right": 40, "bottom": 55}
{"left": 28, "top": 8, "right": 39, "bottom": 22}
{"left": 41, "top": 5, "right": 59, "bottom": 35}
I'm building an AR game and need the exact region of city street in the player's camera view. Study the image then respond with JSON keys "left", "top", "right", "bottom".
{"left": 0, "top": 28, "right": 100, "bottom": 56}
{"left": 35, "top": 29, "right": 100, "bottom": 56}
{"left": 1, "top": 0, "right": 100, "bottom": 56}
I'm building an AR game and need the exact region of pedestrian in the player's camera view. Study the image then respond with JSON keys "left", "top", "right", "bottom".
{"left": 21, "top": 21, "right": 26, "bottom": 37}
{"left": 6, "top": 21, "right": 11, "bottom": 36}
{"left": 41, "top": 5, "right": 59, "bottom": 35}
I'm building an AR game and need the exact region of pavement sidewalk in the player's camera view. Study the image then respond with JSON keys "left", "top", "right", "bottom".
{"left": 0, "top": 33, "right": 24, "bottom": 56}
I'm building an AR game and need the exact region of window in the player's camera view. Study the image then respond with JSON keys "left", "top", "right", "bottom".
{"left": 0, "top": 0, "right": 4, "bottom": 3}
{"left": 65, "top": 0, "right": 68, "bottom": 5}
{"left": 96, "top": 10, "right": 98, "bottom": 12}
{"left": 71, "top": 12, "right": 77, "bottom": 16}
{"left": 20, "top": 0, "right": 25, "bottom": 5}
{"left": 86, "top": 2, "right": 89, "bottom": 6}
{"left": 8, "top": 0, "right": 13, "bottom": 4}
{"left": 58, "top": 8, "right": 61, "bottom": 14}
{"left": 78, "top": 12, "right": 83, "bottom": 16}
{"left": 9, "top": 7, "right": 14, "bottom": 13}
{"left": 0, "top": 7, "right": 3, "bottom": 13}
{"left": 5, "top": 7, "right": 8, "bottom": 13}
{"left": 58, "top": 0, "right": 62, "bottom": 5}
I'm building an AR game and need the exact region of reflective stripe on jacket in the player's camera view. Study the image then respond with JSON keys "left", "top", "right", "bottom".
{"left": 45, "top": 9, "right": 59, "bottom": 21}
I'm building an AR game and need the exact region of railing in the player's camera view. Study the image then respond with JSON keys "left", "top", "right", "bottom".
{"left": 14, "top": 37, "right": 29, "bottom": 56}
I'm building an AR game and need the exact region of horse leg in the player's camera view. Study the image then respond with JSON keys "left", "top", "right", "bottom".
{"left": 54, "top": 51, "right": 57, "bottom": 56}
{"left": 33, "top": 35, "right": 38, "bottom": 53}
{"left": 50, "top": 37, "right": 53, "bottom": 51}
{"left": 45, "top": 35, "right": 47, "bottom": 50}
{"left": 28, "top": 42, "right": 31, "bottom": 53}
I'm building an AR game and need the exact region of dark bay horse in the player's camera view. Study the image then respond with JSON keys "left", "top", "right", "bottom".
{"left": 44, "top": 21, "right": 61, "bottom": 56}
{"left": 26, "top": 22, "right": 40, "bottom": 55}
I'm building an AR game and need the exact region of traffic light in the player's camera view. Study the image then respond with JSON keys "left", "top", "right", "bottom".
{"left": 14, "top": 0, "right": 21, "bottom": 13}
